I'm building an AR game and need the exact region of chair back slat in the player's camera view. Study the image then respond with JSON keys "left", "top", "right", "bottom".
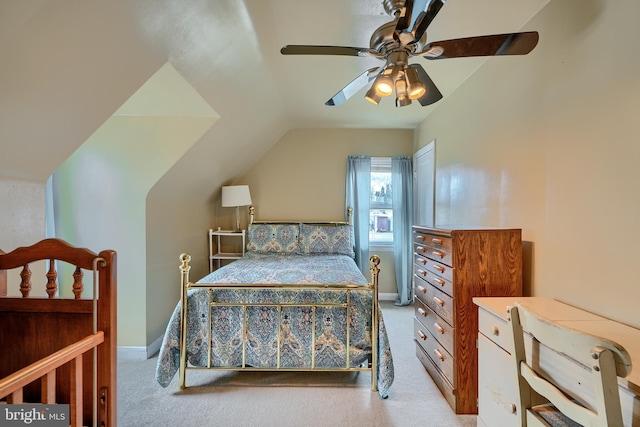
{"left": 508, "top": 302, "right": 632, "bottom": 427}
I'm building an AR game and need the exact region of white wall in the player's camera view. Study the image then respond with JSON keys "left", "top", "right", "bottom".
{"left": 236, "top": 128, "right": 415, "bottom": 295}
{"left": 52, "top": 64, "right": 218, "bottom": 347}
{"left": 415, "top": 0, "right": 640, "bottom": 327}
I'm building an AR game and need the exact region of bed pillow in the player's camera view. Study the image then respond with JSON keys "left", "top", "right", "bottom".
{"left": 246, "top": 223, "right": 299, "bottom": 253}
{"left": 298, "top": 223, "right": 355, "bottom": 258}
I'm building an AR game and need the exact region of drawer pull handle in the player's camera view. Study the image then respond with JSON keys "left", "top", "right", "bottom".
{"left": 434, "top": 278, "right": 445, "bottom": 286}
{"left": 434, "top": 265, "right": 445, "bottom": 273}
{"left": 510, "top": 404, "right": 517, "bottom": 414}
{"left": 417, "top": 269, "right": 427, "bottom": 277}
{"left": 419, "top": 258, "right": 427, "bottom": 265}
{"left": 417, "top": 307, "right": 428, "bottom": 317}
{"left": 434, "top": 349, "right": 445, "bottom": 361}
{"left": 416, "top": 246, "right": 426, "bottom": 253}
{"left": 416, "top": 235, "right": 426, "bottom": 241}
{"left": 434, "top": 323, "right": 445, "bottom": 334}
{"left": 492, "top": 326, "right": 500, "bottom": 336}
{"left": 431, "top": 238, "right": 443, "bottom": 245}
{"left": 433, "top": 296, "right": 445, "bottom": 306}
{"left": 432, "top": 251, "right": 444, "bottom": 259}
{"left": 418, "top": 330, "right": 427, "bottom": 340}
{"left": 417, "top": 285, "right": 427, "bottom": 294}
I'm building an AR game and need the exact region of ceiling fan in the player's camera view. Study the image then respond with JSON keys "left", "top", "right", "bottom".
{"left": 281, "top": 0, "right": 539, "bottom": 107}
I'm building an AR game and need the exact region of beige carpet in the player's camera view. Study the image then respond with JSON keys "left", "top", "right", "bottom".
{"left": 117, "top": 301, "right": 477, "bottom": 426}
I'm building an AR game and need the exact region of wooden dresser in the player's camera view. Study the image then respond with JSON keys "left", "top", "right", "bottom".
{"left": 412, "top": 225, "right": 523, "bottom": 414}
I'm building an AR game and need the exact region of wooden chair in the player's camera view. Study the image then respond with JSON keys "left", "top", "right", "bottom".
{"left": 507, "top": 303, "right": 632, "bottom": 427}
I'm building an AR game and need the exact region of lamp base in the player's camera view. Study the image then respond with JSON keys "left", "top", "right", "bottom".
{"left": 234, "top": 206, "right": 242, "bottom": 232}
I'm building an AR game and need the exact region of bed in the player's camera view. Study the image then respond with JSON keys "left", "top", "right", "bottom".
{"left": 0, "top": 238, "right": 117, "bottom": 427}
{"left": 155, "top": 208, "right": 394, "bottom": 398}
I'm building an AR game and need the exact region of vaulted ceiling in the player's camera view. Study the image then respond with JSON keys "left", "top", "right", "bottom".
{"left": 0, "top": 0, "right": 549, "bottom": 185}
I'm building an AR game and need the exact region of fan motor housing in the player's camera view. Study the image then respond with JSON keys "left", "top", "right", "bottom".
{"left": 370, "top": 20, "right": 426, "bottom": 56}
{"left": 382, "top": 0, "right": 406, "bottom": 17}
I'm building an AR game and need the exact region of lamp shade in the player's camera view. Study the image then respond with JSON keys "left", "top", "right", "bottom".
{"left": 222, "top": 185, "right": 252, "bottom": 207}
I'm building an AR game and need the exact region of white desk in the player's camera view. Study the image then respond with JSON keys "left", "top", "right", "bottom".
{"left": 473, "top": 297, "right": 640, "bottom": 427}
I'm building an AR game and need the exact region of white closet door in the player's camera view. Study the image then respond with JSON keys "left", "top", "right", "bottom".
{"left": 413, "top": 140, "right": 435, "bottom": 227}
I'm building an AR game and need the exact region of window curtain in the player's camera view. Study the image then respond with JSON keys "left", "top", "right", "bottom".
{"left": 345, "top": 155, "right": 371, "bottom": 276}
{"left": 392, "top": 156, "right": 414, "bottom": 306}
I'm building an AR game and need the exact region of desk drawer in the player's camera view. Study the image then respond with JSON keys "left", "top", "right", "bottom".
{"left": 478, "top": 334, "right": 520, "bottom": 427}
{"left": 415, "top": 299, "right": 454, "bottom": 354}
{"left": 414, "top": 279, "right": 454, "bottom": 326}
{"left": 478, "top": 307, "right": 511, "bottom": 353}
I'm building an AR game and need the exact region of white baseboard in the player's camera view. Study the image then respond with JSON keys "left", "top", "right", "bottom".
{"left": 118, "top": 335, "right": 163, "bottom": 360}
{"left": 379, "top": 293, "right": 397, "bottom": 301}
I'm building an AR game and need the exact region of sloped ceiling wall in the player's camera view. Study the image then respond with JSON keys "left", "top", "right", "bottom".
{"left": 52, "top": 63, "right": 219, "bottom": 347}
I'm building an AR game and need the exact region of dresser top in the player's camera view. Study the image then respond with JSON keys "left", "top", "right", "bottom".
{"left": 413, "top": 225, "right": 522, "bottom": 234}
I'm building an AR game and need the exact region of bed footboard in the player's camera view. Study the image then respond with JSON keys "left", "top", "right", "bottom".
{"left": 177, "top": 253, "right": 382, "bottom": 392}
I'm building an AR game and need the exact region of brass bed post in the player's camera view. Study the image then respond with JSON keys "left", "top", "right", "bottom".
{"left": 370, "top": 255, "right": 380, "bottom": 392}
{"left": 178, "top": 253, "right": 191, "bottom": 389}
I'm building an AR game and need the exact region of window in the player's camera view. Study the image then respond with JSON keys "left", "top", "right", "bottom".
{"left": 370, "top": 157, "right": 393, "bottom": 244}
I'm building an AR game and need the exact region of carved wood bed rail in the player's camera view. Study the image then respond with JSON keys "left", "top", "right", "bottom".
{"left": 0, "top": 238, "right": 117, "bottom": 427}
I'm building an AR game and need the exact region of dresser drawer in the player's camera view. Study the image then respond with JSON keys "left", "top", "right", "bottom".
{"left": 414, "top": 266, "right": 454, "bottom": 299}
{"left": 424, "top": 270, "right": 454, "bottom": 298}
{"left": 424, "top": 258, "right": 453, "bottom": 284}
{"left": 414, "top": 318, "right": 455, "bottom": 385}
{"left": 413, "top": 234, "right": 453, "bottom": 266}
{"left": 415, "top": 298, "right": 454, "bottom": 355}
{"left": 414, "top": 279, "right": 454, "bottom": 326}
{"left": 416, "top": 342, "right": 456, "bottom": 410}
{"left": 478, "top": 307, "right": 511, "bottom": 354}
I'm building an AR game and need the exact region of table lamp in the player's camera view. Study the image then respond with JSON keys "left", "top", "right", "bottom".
{"left": 221, "top": 185, "right": 252, "bottom": 232}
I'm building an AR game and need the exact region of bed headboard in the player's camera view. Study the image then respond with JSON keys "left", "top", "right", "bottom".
{"left": 248, "top": 206, "right": 353, "bottom": 226}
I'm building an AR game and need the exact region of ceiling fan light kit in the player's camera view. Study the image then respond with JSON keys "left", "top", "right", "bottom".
{"left": 365, "top": 86, "right": 382, "bottom": 105}
{"left": 281, "top": 0, "right": 539, "bottom": 108}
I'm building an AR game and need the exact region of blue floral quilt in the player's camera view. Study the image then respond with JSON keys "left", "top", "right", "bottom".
{"left": 155, "top": 253, "right": 394, "bottom": 398}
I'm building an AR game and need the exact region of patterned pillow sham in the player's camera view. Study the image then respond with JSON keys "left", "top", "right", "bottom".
{"left": 298, "top": 223, "right": 355, "bottom": 258}
{"left": 246, "top": 223, "right": 299, "bottom": 253}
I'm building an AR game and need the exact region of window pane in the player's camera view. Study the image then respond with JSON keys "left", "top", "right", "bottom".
{"left": 370, "top": 169, "right": 393, "bottom": 243}
{"left": 371, "top": 172, "right": 392, "bottom": 208}
{"left": 370, "top": 208, "right": 393, "bottom": 242}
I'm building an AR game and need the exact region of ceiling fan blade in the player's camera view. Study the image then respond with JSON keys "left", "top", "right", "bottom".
{"left": 420, "top": 31, "right": 539, "bottom": 59}
{"left": 395, "top": 0, "right": 414, "bottom": 33}
{"left": 410, "top": 63, "right": 443, "bottom": 106}
{"left": 281, "top": 45, "right": 381, "bottom": 58}
{"left": 325, "top": 67, "right": 381, "bottom": 106}
{"left": 412, "top": 0, "right": 446, "bottom": 42}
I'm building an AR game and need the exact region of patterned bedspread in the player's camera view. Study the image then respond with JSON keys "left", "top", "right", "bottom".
{"left": 155, "top": 253, "right": 394, "bottom": 398}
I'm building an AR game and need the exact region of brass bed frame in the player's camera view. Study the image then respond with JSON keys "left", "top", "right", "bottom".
{"left": 177, "top": 207, "right": 381, "bottom": 392}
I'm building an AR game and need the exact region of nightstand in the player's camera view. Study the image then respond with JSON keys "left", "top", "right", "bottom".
{"left": 208, "top": 229, "right": 246, "bottom": 272}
